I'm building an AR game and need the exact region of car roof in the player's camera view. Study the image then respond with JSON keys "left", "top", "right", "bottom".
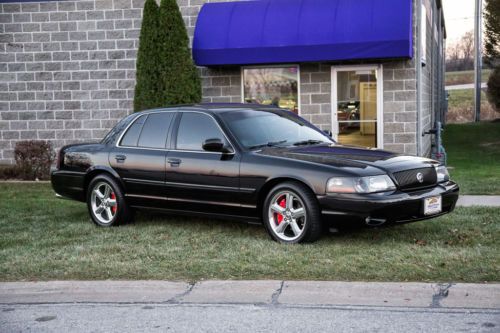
{"left": 135, "top": 103, "right": 283, "bottom": 115}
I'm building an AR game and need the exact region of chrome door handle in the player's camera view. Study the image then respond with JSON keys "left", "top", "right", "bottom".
{"left": 167, "top": 158, "right": 181, "bottom": 167}
{"left": 115, "top": 155, "right": 127, "bottom": 163}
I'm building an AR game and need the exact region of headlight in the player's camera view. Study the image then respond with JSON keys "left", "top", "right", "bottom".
{"left": 326, "top": 175, "right": 396, "bottom": 194}
{"left": 435, "top": 165, "right": 450, "bottom": 183}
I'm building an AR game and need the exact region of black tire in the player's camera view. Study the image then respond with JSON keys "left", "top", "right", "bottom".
{"left": 262, "top": 181, "right": 322, "bottom": 244}
{"left": 86, "top": 174, "right": 133, "bottom": 227}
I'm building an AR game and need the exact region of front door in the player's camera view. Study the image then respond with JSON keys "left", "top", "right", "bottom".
{"left": 164, "top": 111, "right": 241, "bottom": 216}
{"left": 331, "top": 66, "right": 383, "bottom": 148}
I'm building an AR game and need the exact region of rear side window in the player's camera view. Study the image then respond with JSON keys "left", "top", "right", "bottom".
{"left": 137, "top": 112, "right": 175, "bottom": 148}
{"left": 176, "top": 113, "right": 227, "bottom": 151}
{"left": 101, "top": 114, "right": 136, "bottom": 145}
{"left": 120, "top": 115, "right": 146, "bottom": 147}
{"left": 120, "top": 112, "right": 174, "bottom": 148}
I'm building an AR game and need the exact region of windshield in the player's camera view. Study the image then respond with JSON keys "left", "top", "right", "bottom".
{"left": 220, "top": 109, "right": 334, "bottom": 149}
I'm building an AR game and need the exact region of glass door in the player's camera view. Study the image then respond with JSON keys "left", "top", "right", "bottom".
{"left": 331, "top": 66, "right": 382, "bottom": 148}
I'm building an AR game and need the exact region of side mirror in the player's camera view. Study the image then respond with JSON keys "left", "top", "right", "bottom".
{"left": 202, "top": 138, "right": 232, "bottom": 153}
{"left": 323, "top": 130, "right": 332, "bottom": 137}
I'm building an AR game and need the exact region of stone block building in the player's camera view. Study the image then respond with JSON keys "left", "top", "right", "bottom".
{"left": 0, "top": 0, "right": 446, "bottom": 164}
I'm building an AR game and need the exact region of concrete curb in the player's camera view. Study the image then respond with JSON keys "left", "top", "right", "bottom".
{"left": 1, "top": 281, "right": 499, "bottom": 309}
{"left": 0, "top": 281, "right": 189, "bottom": 304}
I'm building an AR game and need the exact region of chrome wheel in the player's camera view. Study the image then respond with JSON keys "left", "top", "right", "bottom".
{"left": 268, "top": 191, "right": 307, "bottom": 242}
{"left": 90, "top": 182, "right": 117, "bottom": 225}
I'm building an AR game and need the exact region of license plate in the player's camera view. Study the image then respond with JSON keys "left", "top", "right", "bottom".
{"left": 424, "top": 196, "right": 442, "bottom": 216}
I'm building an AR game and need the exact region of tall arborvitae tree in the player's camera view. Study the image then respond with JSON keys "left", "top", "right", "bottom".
{"left": 484, "top": 0, "right": 500, "bottom": 66}
{"left": 158, "top": 0, "right": 202, "bottom": 105}
{"left": 134, "top": 0, "right": 161, "bottom": 112}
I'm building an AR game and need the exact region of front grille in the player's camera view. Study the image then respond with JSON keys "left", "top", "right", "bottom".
{"left": 393, "top": 167, "right": 437, "bottom": 191}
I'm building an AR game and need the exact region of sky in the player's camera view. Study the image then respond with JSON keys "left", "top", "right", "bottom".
{"left": 442, "top": 0, "right": 478, "bottom": 43}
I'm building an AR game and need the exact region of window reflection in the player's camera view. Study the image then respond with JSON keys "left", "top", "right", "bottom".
{"left": 243, "top": 67, "right": 299, "bottom": 114}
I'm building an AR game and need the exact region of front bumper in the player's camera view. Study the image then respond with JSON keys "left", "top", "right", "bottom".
{"left": 318, "top": 181, "right": 459, "bottom": 225}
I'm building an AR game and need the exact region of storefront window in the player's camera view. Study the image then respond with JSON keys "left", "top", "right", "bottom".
{"left": 243, "top": 66, "right": 299, "bottom": 114}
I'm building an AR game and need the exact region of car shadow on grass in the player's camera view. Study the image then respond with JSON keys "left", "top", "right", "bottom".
{"left": 131, "top": 210, "right": 266, "bottom": 237}
{"left": 132, "top": 209, "right": 423, "bottom": 244}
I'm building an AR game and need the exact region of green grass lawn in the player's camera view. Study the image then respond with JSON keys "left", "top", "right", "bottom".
{"left": 445, "top": 69, "right": 492, "bottom": 86}
{"left": 443, "top": 122, "right": 500, "bottom": 194}
{"left": 447, "top": 89, "right": 490, "bottom": 109}
{"left": 0, "top": 183, "right": 498, "bottom": 283}
{"left": 446, "top": 89, "right": 496, "bottom": 123}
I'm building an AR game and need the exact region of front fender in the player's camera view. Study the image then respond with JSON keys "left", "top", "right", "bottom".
{"left": 264, "top": 174, "right": 319, "bottom": 195}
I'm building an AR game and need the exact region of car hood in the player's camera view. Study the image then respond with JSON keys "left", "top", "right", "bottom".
{"left": 255, "top": 144, "right": 438, "bottom": 174}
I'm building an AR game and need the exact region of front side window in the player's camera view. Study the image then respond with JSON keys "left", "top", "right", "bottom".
{"left": 176, "top": 113, "right": 227, "bottom": 151}
{"left": 243, "top": 66, "right": 299, "bottom": 114}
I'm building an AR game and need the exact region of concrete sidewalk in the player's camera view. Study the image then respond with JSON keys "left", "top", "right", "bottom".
{"left": 1, "top": 280, "right": 499, "bottom": 309}
{"left": 457, "top": 195, "right": 500, "bottom": 207}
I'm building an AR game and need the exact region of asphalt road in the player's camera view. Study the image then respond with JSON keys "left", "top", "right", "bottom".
{"left": 2, "top": 303, "right": 499, "bottom": 333}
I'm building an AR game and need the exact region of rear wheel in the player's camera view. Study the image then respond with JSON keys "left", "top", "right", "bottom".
{"left": 87, "top": 174, "right": 132, "bottom": 226}
{"left": 263, "top": 182, "right": 322, "bottom": 243}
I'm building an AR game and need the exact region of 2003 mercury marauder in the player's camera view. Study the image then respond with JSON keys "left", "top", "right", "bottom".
{"left": 52, "top": 104, "right": 459, "bottom": 243}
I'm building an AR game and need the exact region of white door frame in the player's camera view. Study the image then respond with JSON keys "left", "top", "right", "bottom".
{"left": 331, "top": 65, "right": 384, "bottom": 149}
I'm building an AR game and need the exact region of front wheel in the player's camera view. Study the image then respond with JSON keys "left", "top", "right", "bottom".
{"left": 263, "top": 182, "right": 322, "bottom": 243}
{"left": 87, "top": 174, "right": 132, "bottom": 227}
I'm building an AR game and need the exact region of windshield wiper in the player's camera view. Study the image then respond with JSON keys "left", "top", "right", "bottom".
{"left": 248, "top": 140, "right": 287, "bottom": 150}
{"left": 293, "top": 139, "right": 327, "bottom": 146}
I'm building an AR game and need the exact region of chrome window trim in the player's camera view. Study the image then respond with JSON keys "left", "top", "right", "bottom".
{"left": 115, "top": 109, "right": 236, "bottom": 155}
{"left": 114, "top": 146, "right": 170, "bottom": 152}
{"left": 170, "top": 149, "right": 230, "bottom": 155}
{"left": 116, "top": 110, "right": 176, "bottom": 149}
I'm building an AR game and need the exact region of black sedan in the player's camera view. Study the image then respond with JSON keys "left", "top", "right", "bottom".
{"left": 51, "top": 104, "right": 459, "bottom": 243}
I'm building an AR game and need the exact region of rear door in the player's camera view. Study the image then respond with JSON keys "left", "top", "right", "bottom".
{"left": 110, "top": 111, "right": 176, "bottom": 202}
{"left": 164, "top": 111, "right": 242, "bottom": 215}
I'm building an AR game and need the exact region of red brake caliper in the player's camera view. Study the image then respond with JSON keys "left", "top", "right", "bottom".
{"left": 110, "top": 192, "right": 117, "bottom": 214}
{"left": 275, "top": 196, "right": 287, "bottom": 225}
